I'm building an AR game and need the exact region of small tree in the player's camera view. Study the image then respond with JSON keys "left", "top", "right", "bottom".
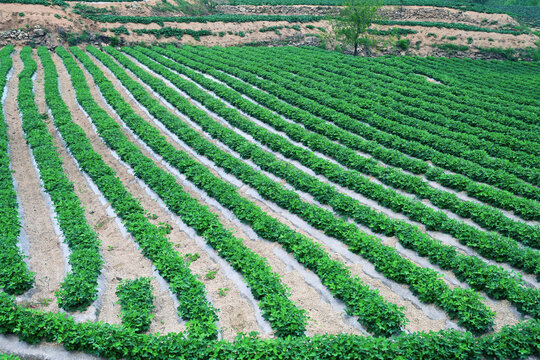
{"left": 332, "top": 0, "right": 383, "bottom": 56}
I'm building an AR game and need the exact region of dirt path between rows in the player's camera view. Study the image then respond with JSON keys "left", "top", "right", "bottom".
{"left": 5, "top": 49, "right": 64, "bottom": 313}
{"left": 31, "top": 49, "right": 184, "bottom": 332}
{"left": 83, "top": 48, "right": 366, "bottom": 337}
{"left": 127, "top": 47, "right": 525, "bottom": 332}
{"left": 100, "top": 48, "right": 462, "bottom": 334}
{"left": 50, "top": 50, "right": 196, "bottom": 335}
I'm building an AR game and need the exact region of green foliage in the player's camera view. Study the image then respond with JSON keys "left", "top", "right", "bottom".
{"left": 376, "top": 20, "right": 529, "bottom": 35}
{"left": 0, "top": 355, "right": 21, "bottom": 360}
{"left": 332, "top": 0, "right": 383, "bottom": 55}
{"left": 95, "top": 44, "right": 408, "bottom": 337}
{"left": 143, "top": 44, "right": 540, "bottom": 330}
{"left": 109, "top": 36, "right": 120, "bottom": 46}
{"left": 109, "top": 25, "right": 129, "bottom": 35}
{"left": 40, "top": 46, "right": 219, "bottom": 340}
{"left": 116, "top": 277, "right": 154, "bottom": 333}
{"left": 437, "top": 43, "right": 469, "bottom": 52}
{"left": 2, "top": 43, "right": 540, "bottom": 360}
{"left": 133, "top": 27, "right": 212, "bottom": 40}
{"left": 368, "top": 27, "right": 417, "bottom": 35}
{"left": 19, "top": 47, "right": 102, "bottom": 311}
{"left": 71, "top": 45, "right": 311, "bottom": 338}
{"left": 0, "top": 291, "right": 540, "bottom": 358}
{"left": 0, "top": 46, "right": 35, "bottom": 295}
{"left": 78, "top": 13, "right": 323, "bottom": 25}
{"left": 396, "top": 38, "right": 410, "bottom": 50}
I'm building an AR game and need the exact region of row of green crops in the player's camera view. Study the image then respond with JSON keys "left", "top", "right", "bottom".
{"left": 98, "top": 44, "right": 498, "bottom": 334}
{"left": 68, "top": 46, "right": 314, "bottom": 338}
{"left": 133, "top": 28, "right": 213, "bottom": 40}
{"left": 208, "top": 47, "right": 539, "bottom": 189}
{"left": 117, "top": 45, "right": 539, "bottom": 322}
{"left": 1, "top": 291, "right": 540, "bottom": 359}
{"left": 79, "top": 44, "right": 408, "bottom": 337}
{"left": 77, "top": 14, "right": 323, "bottom": 25}
{"left": 0, "top": 0, "right": 64, "bottom": 4}
{"left": 185, "top": 46, "right": 540, "bottom": 204}
{"left": 0, "top": 47, "right": 34, "bottom": 296}
{"left": 18, "top": 47, "right": 103, "bottom": 311}
{"left": 39, "top": 46, "right": 219, "bottom": 340}
{"left": 115, "top": 277, "right": 154, "bottom": 333}
{"left": 375, "top": 20, "right": 530, "bottom": 35}
{"left": 173, "top": 46, "right": 540, "bottom": 245}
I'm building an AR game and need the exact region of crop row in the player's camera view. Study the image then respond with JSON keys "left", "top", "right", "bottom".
{"left": 121, "top": 45, "right": 540, "bottom": 321}
{"left": 175, "top": 46, "right": 540, "bottom": 242}
{"left": 79, "top": 14, "right": 323, "bottom": 25}
{"left": 70, "top": 45, "right": 312, "bottom": 338}
{"left": 40, "top": 46, "right": 219, "bottom": 339}
{"left": 83, "top": 44, "right": 409, "bottom": 337}
{"left": 115, "top": 277, "right": 154, "bottom": 333}
{"left": 18, "top": 47, "right": 103, "bottom": 311}
{"left": 306, "top": 47, "right": 540, "bottom": 135}
{"left": 375, "top": 20, "right": 529, "bottom": 35}
{"left": 208, "top": 47, "right": 540, "bottom": 192}
{"left": 190, "top": 46, "right": 540, "bottom": 202}
{"left": 0, "top": 46, "right": 35, "bottom": 295}
{"left": 247, "top": 46, "right": 539, "bottom": 167}
{"left": 2, "top": 291, "right": 540, "bottom": 359}
{"left": 142, "top": 46, "right": 540, "bottom": 280}
{"left": 132, "top": 28, "right": 213, "bottom": 40}
{"left": 100, "top": 44, "right": 498, "bottom": 334}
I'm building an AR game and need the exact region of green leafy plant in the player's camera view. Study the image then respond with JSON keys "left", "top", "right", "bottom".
{"left": 331, "top": 0, "right": 383, "bottom": 56}
{"left": 218, "top": 288, "right": 229, "bottom": 297}
{"left": 116, "top": 277, "right": 154, "bottom": 333}
{"left": 205, "top": 270, "right": 217, "bottom": 280}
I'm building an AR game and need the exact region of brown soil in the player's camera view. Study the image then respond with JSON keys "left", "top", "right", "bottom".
{"left": 101, "top": 49, "right": 460, "bottom": 334}
{"left": 0, "top": 4, "right": 537, "bottom": 57}
{"left": 86, "top": 49, "right": 370, "bottom": 337}
{"left": 6, "top": 49, "right": 64, "bottom": 313}
{"left": 31, "top": 49, "right": 183, "bottom": 332}
{"left": 132, "top": 49, "right": 523, "bottom": 330}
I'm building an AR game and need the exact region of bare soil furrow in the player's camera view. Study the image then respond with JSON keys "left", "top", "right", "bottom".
{"left": 5, "top": 50, "right": 63, "bottom": 313}
{"left": 85, "top": 48, "right": 374, "bottom": 337}
{"left": 51, "top": 51, "right": 195, "bottom": 335}
{"left": 103, "top": 49, "right": 462, "bottom": 334}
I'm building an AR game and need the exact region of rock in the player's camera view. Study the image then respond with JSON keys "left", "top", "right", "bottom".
{"left": 33, "top": 28, "right": 46, "bottom": 37}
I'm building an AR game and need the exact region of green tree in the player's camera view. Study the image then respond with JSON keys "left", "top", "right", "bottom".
{"left": 332, "top": 0, "right": 383, "bottom": 56}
